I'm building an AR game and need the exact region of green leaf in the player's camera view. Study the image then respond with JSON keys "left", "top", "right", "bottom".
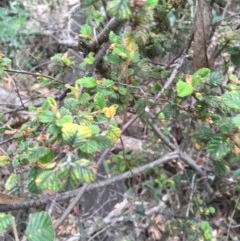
{"left": 176, "top": 80, "right": 193, "bottom": 97}
{"left": 94, "top": 93, "right": 106, "bottom": 109}
{"left": 233, "top": 114, "right": 240, "bottom": 128}
{"left": 207, "top": 136, "right": 232, "bottom": 160}
{"left": 5, "top": 173, "right": 20, "bottom": 191}
{"left": 118, "top": 85, "right": 127, "bottom": 95}
{"left": 62, "top": 123, "right": 92, "bottom": 147}
{"left": 77, "top": 77, "right": 97, "bottom": 88}
{"left": 92, "top": 136, "right": 112, "bottom": 149}
{"left": 26, "top": 212, "right": 55, "bottom": 241}
{"left": 28, "top": 168, "right": 43, "bottom": 194}
{"left": 80, "top": 24, "right": 92, "bottom": 36}
{"left": 79, "top": 93, "right": 90, "bottom": 104}
{"left": 56, "top": 115, "right": 73, "bottom": 127}
{"left": 102, "top": 79, "right": 114, "bottom": 87}
{"left": 146, "top": 0, "right": 158, "bottom": 8}
{"left": 38, "top": 110, "right": 55, "bottom": 123}
{"left": 109, "top": 31, "right": 120, "bottom": 43}
{"left": 88, "top": 124, "right": 100, "bottom": 134}
{"left": 0, "top": 213, "right": 12, "bottom": 234}
{"left": 208, "top": 72, "right": 223, "bottom": 86}
{"left": 80, "top": 140, "right": 99, "bottom": 153}
{"left": 107, "top": 0, "right": 131, "bottom": 20}
{"left": 35, "top": 171, "right": 62, "bottom": 192}
{"left": 62, "top": 159, "right": 96, "bottom": 189}
{"left": 64, "top": 98, "right": 79, "bottom": 112}
{"left": 192, "top": 68, "right": 211, "bottom": 86}
{"left": 222, "top": 92, "right": 240, "bottom": 109}
{"left": 29, "top": 147, "right": 53, "bottom": 164}
{"left": 163, "top": 104, "right": 180, "bottom": 118}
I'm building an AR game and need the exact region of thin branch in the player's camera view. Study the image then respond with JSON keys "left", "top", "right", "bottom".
{"left": 155, "top": 30, "right": 194, "bottom": 99}
{"left": 54, "top": 184, "right": 88, "bottom": 229}
{"left": 0, "top": 152, "right": 178, "bottom": 212}
{"left": 4, "top": 69, "right": 60, "bottom": 82}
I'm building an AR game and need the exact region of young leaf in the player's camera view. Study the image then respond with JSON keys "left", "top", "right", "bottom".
{"left": 38, "top": 110, "right": 55, "bottom": 123}
{"left": 94, "top": 92, "right": 106, "bottom": 109}
{"left": 56, "top": 115, "right": 73, "bottom": 127}
{"left": 176, "top": 80, "right": 193, "bottom": 97}
{"left": 26, "top": 212, "right": 55, "bottom": 241}
{"left": 77, "top": 77, "right": 97, "bottom": 88}
{"left": 80, "top": 24, "right": 92, "bottom": 37}
{"left": 0, "top": 213, "right": 12, "bottom": 234}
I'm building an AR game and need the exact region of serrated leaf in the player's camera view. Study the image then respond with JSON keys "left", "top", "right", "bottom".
{"left": 64, "top": 98, "right": 79, "bottom": 112}
{"left": 62, "top": 159, "right": 96, "bottom": 189}
{"left": 0, "top": 213, "right": 12, "bottom": 234}
{"left": 92, "top": 136, "right": 112, "bottom": 149}
{"left": 107, "top": 0, "right": 131, "bottom": 20}
{"left": 77, "top": 77, "right": 97, "bottom": 88}
{"left": 80, "top": 140, "right": 99, "bottom": 153}
{"left": 106, "top": 125, "right": 121, "bottom": 143}
{"left": 176, "top": 80, "right": 193, "bottom": 97}
{"left": 56, "top": 115, "right": 73, "bottom": 127}
{"left": 207, "top": 136, "right": 232, "bottom": 160}
{"left": 208, "top": 72, "right": 223, "bottom": 86}
{"left": 94, "top": 93, "right": 106, "bottom": 109}
{"left": 79, "top": 92, "right": 90, "bottom": 104}
{"left": 35, "top": 171, "right": 61, "bottom": 192}
{"left": 26, "top": 212, "right": 55, "bottom": 241}
{"left": 5, "top": 173, "right": 20, "bottom": 191}
{"left": 62, "top": 123, "right": 92, "bottom": 147}
{"left": 38, "top": 110, "right": 55, "bottom": 123}
{"left": 222, "top": 92, "right": 240, "bottom": 109}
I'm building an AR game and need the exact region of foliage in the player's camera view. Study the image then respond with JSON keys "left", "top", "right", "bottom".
{"left": 0, "top": 0, "right": 240, "bottom": 240}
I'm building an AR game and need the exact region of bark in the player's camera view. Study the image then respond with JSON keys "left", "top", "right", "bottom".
{"left": 193, "top": 0, "right": 212, "bottom": 71}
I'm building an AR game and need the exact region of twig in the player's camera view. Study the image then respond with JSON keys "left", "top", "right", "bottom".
{"left": 4, "top": 68, "right": 60, "bottom": 82}
{"left": 155, "top": 31, "right": 193, "bottom": 99}
{"left": 12, "top": 217, "right": 20, "bottom": 241}
{"left": 54, "top": 184, "right": 88, "bottom": 229}
{"left": 146, "top": 117, "right": 214, "bottom": 195}
{"left": 0, "top": 151, "right": 178, "bottom": 212}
